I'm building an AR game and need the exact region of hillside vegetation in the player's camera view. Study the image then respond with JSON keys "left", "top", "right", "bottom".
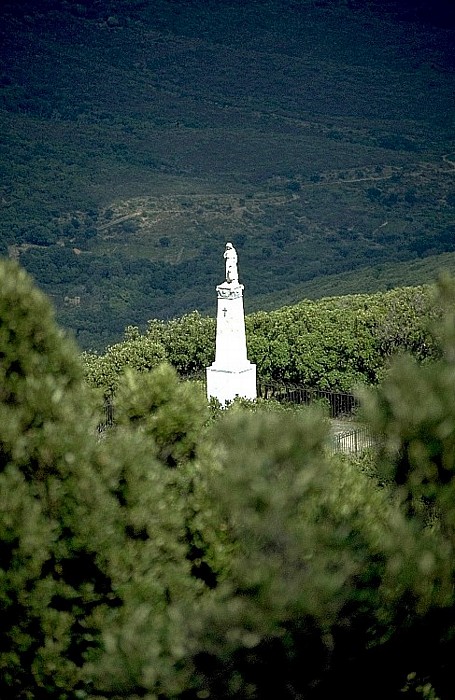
{"left": 2, "top": 248, "right": 455, "bottom": 698}
{"left": 83, "top": 282, "right": 442, "bottom": 396}
{"left": 1, "top": 0, "right": 454, "bottom": 349}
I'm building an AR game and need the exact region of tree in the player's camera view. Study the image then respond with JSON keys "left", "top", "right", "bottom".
{"left": 147, "top": 311, "right": 216, "bottom": 377}
{"left": 0, "top": 260, "right": 219, "bottom": 698}
{"left": 182, "top": 403, "right": 452, "bottom": 699}
{"left": 0, "top": 258, "right": 104, "bottom": 697}
{"left": 83, "top": 334, "right": 167, "bottom": 398}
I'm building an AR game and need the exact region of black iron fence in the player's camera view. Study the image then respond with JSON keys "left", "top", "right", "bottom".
{"left": 98, "top": 382, "right": 377, "bottom": 454}
{"left": 330, "top": 427, "right": 377, "bottom": 455}
{"left": 98, "top": 379, "right": 359, "bottom": 430}
{"left": 97, "top": 399, "right": 114, "bottom": 433}
{"left": 257, "top": 381, "right": 358, "bottom": 418}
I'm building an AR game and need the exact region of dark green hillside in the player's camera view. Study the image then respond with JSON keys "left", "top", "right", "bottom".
{"left": 1, "top": 0, "right": 454, "bottom": 349}
{"left": 251, "top": 251, "right": 455, "bottom": 311}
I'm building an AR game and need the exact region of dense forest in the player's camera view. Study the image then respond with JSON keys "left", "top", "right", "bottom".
{"left": 1, "top": 0, "right": 454, "bottom": 349}
{"left": 2, "top": 251, "right": 455, "bottom": 698}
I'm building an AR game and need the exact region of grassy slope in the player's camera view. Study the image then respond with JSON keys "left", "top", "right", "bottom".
{"left": 1, "top": 0, "right": 454, "bottom": 349}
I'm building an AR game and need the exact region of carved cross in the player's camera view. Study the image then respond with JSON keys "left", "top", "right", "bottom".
{"left": 222, "top": 307, "right": 228, "bottom": 317}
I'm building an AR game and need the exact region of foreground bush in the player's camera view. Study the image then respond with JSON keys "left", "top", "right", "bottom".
{"left": 0, "top": 260, "right": 216, "bottom": 698}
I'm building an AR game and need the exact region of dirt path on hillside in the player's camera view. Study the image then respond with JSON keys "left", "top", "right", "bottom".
{"left": 93, "top": 153, "right": 454, "bottom": 232}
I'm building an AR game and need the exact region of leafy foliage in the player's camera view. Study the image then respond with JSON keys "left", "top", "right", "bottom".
{"left": 114, "top": 364, "right": 208, "bottom": 468}
{"left": 360, "top": 277, "right": 455, "bottom": 530}
{"left": 0, "top": 259, "right": 102, "bottom": 696}
{"left": 181, "top": 406, "right": 452, "bottom": 699}
{"left": 82, "top": 284, "right": 441, "bottom": 394}
{"left": 2, "top": 259, "right": 455, "bottom": 699}
{"left": 146, "top": 312, "right": 216, "bottom": 377}
{"left": 0, "top": 260, "right": 218, "bottom": 698}
{"left": 83, "top": 333, "right": 166, "bottom": 398}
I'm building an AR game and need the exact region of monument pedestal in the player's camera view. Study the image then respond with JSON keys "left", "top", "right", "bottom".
{"left": 206, "top": 281, "right": 256, "bottom": 405}
{"left": 206, "top": 365, "right": 257, "bottom": 406}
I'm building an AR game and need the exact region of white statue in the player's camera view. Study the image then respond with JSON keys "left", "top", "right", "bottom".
{"left": 224, "top": 242, "right": 238, "bottom": 284}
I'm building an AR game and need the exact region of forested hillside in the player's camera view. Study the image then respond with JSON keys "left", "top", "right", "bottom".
{"left": 1, "top": 0, "right": 454, "bottom": 349}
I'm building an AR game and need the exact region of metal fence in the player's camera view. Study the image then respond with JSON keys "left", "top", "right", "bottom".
{"left": 99, "top": 381, "right": 360, "bottom": 430}
{"left": 97, "top": 399, "right": 114, "bottom": 433}
{"left": 330, "top": 427, "right": 377, "bottom": 455}
{"left": 257, "top": 381, "right": 358, "bottom": 418}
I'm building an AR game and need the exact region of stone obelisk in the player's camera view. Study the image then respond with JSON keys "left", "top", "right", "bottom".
{"left": 206, "top": 242, "right": 257, "bottom": 405}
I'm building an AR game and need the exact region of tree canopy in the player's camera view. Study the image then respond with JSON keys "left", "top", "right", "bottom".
{"left": 82, "top": 284, "right": 441, "bottom": 396}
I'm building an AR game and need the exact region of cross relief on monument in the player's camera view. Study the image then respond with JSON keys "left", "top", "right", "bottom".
{"left": 206, "top": 243, "right": 257, "bottom": 405}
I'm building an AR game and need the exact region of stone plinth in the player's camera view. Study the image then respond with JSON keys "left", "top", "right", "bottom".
{"left": 206, "top": 282, "right": 256, "bottom": 405}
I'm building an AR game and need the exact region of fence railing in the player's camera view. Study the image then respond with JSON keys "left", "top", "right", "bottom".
{"left": 99, "top": 392, "right": 376, "bottom": 454}
{"left": 257, "top": 381, "right": 358, "bottom": 418}
{"left": 330, "top": 427, "right": 377, "bottom": 455}
{"left": 97, "top": 399, "right": 114, "bottom": 433}
{"left": 99, "top": 380, "right": 360, "bottom": 429}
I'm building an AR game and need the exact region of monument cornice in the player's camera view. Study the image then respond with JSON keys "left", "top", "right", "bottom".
{"left": 216, "top": 283, "right": 244, "bottom": 300}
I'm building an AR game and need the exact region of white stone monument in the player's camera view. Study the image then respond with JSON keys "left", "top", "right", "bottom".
{"left": 206, "top": 243, "right": 257, "bottom": 405}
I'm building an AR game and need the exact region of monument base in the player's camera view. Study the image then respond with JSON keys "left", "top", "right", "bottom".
{"left": 206, "top": 363, "right": 257, "bottom": 406}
